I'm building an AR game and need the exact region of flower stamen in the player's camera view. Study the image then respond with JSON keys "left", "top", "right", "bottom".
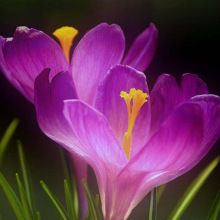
{"left": 53, "top": 26, "right": 78, "bottom": 64}
{"left": 120, "top": 88, "right": 148, "bottom": 160}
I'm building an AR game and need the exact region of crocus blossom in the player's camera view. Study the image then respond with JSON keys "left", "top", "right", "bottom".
{"left": 34, "top": 65, "right": 220, "bottom": 219}
{"left": 0, "top": 23, "right": 158, "bottom": 219}
{"left": 0, "top": 23, "right": 158, "bottom": 104}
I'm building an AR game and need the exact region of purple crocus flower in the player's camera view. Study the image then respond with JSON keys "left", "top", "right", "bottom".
{"left": 0, "top": 23, "right": 158, "bottom": 219}
{"left": 34, "top": 64, "right": 220, "bottom": 220}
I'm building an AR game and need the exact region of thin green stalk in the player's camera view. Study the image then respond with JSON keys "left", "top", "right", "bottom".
{"left": 17, "top": 141, "right": 34, "bottom": 213}
{"left": 36, "top": 211, "right": 41, "bottom": 220}
{"left": 0, "top": 118, "right": 19, "bottom": 166}
{"left": 156, "top": 184, "right": 166, "bottom": 205}
{"left": 0, "top": 172, "right": 25, "bottom": 220}
{"left": 83, "top": 179, "right": 101, "bottom": 220}
{"left": 59, "top": 147, "right": 79, "bottom": 218}
{"left": 94, "top": 194, "right": 99, "bottom": 208}
{"left": 71, "top": 168, "right": 79, "bottom": 217}
{"left": 207, "top": 191, "right": 220, "bottom": 220}
{"left": 16, "top": 173, "right": 35, "bottom": 220}
{"left": 40, "top": 180, "right": 68, "bottom": 220}
{"left": 149, "top": 188, "right": 157, "bottom": 220}
{"left": 169, "top": 156, "right": 220, "bottom": 220}
{"left": 64, "top": 179, "right": 77, "bottom": 220}
{"left": 59, "top": 148, "right": 71, "bottom": 185}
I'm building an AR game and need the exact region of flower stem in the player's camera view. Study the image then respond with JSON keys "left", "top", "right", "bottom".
{"left": 149, "top": 188, "right": 157, "bottom": 220}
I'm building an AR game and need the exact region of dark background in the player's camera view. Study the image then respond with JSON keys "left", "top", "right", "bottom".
{"left": 0, "top": 0, "right": 219, "bottom": 219}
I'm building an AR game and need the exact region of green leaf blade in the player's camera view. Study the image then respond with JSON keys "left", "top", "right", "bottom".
{"left": 0, "top": 172, "right": 25, "bottom": 220}
{"left": 0, "top": 118, "right": 19, "bottom": 166}
{"left": 207, "top": 191, "right": 220, "bottom": 220}
{"left": 16, "top": 173, "right": 35, "bottom": 220}
{"left": 40, "top": 180, "right": 68, "bottom": 220}
{"left": 36, "top": 211, "right": 41, "bottom": 220}
{"left": 156, "top": 184, "right": 166, "bottom": 205}
{"left": 17, "top": 140, "right": 35, "bottom": 214}
{"left": 149, "top": 188, "right": 157, "bottom": 220}
{"left": 83, "top": 179, "right": 101, "bottom": 220}
{"left": 169, "top": 156, "right": 220, "bottom": 220}
{"left": 64, "top": 179, "right": 77, "bottom": 220}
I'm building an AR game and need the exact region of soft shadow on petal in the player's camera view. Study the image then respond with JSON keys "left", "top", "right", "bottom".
{"left": 122, "top": 23, "right": 158, "bottom": 72}
{"left": 70, "top": 23, "right": 125, "bottom": 106}
{"left": 150, "top": 74, "right": 179, "bottom": 135}
{"left": 35, "top": 69, "right": 88, "bottom": 219}
{"left": 150, "top": 73, "right": 209, "bottom": 136}
{"left": 3, "top": 27, "right": 69, "bottom": 102}
{"left": 190, "top": 94, "right": 220, "bottom": 155}
{"left": 180, "top": 73, "right": 209, "bottom": 101}
{"left": 34, "top": 68, "right": 79, "bottom": 152}
{"left": 96, "top": 65, "right": 151, "bottom": 158}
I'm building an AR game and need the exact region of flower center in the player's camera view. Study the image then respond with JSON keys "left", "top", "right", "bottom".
{"left": 53, "top": 26, "right": 78, "bottom": 64}
{"left": 120, "top": 88, "right": 148, "bottom": 160}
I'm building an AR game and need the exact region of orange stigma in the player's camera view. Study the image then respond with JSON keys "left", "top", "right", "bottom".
{"left": 120, "top": 88, "right": 148, "bottom": 160}
{"left": 53, "top": 26, "right": 78, "bottom": 64}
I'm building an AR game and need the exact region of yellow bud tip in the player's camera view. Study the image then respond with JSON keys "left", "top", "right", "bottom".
{"left": 53, "top": 26, "right": 78, "bottom": 64}
{"left": 120, "top": 88, "right": 148, "bottom": 160}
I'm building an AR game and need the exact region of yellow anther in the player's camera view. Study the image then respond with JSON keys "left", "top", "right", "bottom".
{"left": 53, "top": 26, "right": 78, "bottom": 64}
{"left": 120, "top": 88, "right": 148, "bottom": 160}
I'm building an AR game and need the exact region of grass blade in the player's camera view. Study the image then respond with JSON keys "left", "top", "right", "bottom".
{"left": 17, "top": 140, "right": 35, "bottom": 213}
{"left": 156, "top": 184, "right": 166, "bottom": 205}
{"left": 36, "top": 211, "right": 41, "bottom": 220}
{"left": 0, "top": 172, "right": 25, "bottom": 220}
{"left": 59, "top": 148, "right": 71, "bottom": 185}
{"left": 40, "top": 180, "right": 68, "bottom": 220}
{"left": 59, "top": 148, "right": 79, "bottom": 218}
{"left": 149, "top": 188, "right": 157, "bottom": 220}
{"left": 71, "top": 170, "right": 79, "bottom": 217}
{"left": 64, "top": 179, "right": 77, "bottom": 220}
{"left": 16, "top": 173, "right": 35, "bottom": 220}
{"left": 207, "top": 191, "right": 220, "bottom": 220}
{"left": 0, "top": 118, "right": 19, "bottom": 166}
{"left": 82, "top": 179, "right": 101, "bottom": 220}
{"left": 94, "top": 194, "right": 99, "bottom": 208}
{"left": 169, "top": 156, "right": 220, "bottom": 220}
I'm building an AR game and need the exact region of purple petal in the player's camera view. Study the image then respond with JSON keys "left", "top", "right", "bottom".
{"left": 130, "top": 102, "right": 203, "bottom": 172}
{"left": 103, "top": 99, "right": 206, "bottom": 220}
{"left": 116, "top": 103, "right": 204, "bottom": 212}
{"left": 35, "top": 69, "right": 127, "bottom": 220}
{"left": 34, "top": 68, "right": 78, "bottom": 152}
{"left": 150, "top": 74, "right": 179, "bottom": 135}
{"left": 101, "top": 168, "right": 146, "bottom": 220}
{"left": 122, "top": 23, "right": 158, "bottom": 72}
{"left": 63, "top": 100, "right": 127, "bottom": 165}
{"left": 70, "top": 23, "right": 125, "bottom": 105}
{"left": 150, "top": 73, "right": 209, "bottom": 136}
{"left": 180, "top": 73, "right": 209, "bottom": 100}
{"left": 190, "top": 94, "right": 220, "bottom": 156}
{"left": 3, "top": 27, "right": 69, "bottom": 102}
{"left": 95, "top": 65, "right": 151, "bottom": 158}
{"left": 35, "top": 70, "right": 88, "bottom": 219}
{"left": 0, "top": 36, "right": 31, "bottom": 101}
